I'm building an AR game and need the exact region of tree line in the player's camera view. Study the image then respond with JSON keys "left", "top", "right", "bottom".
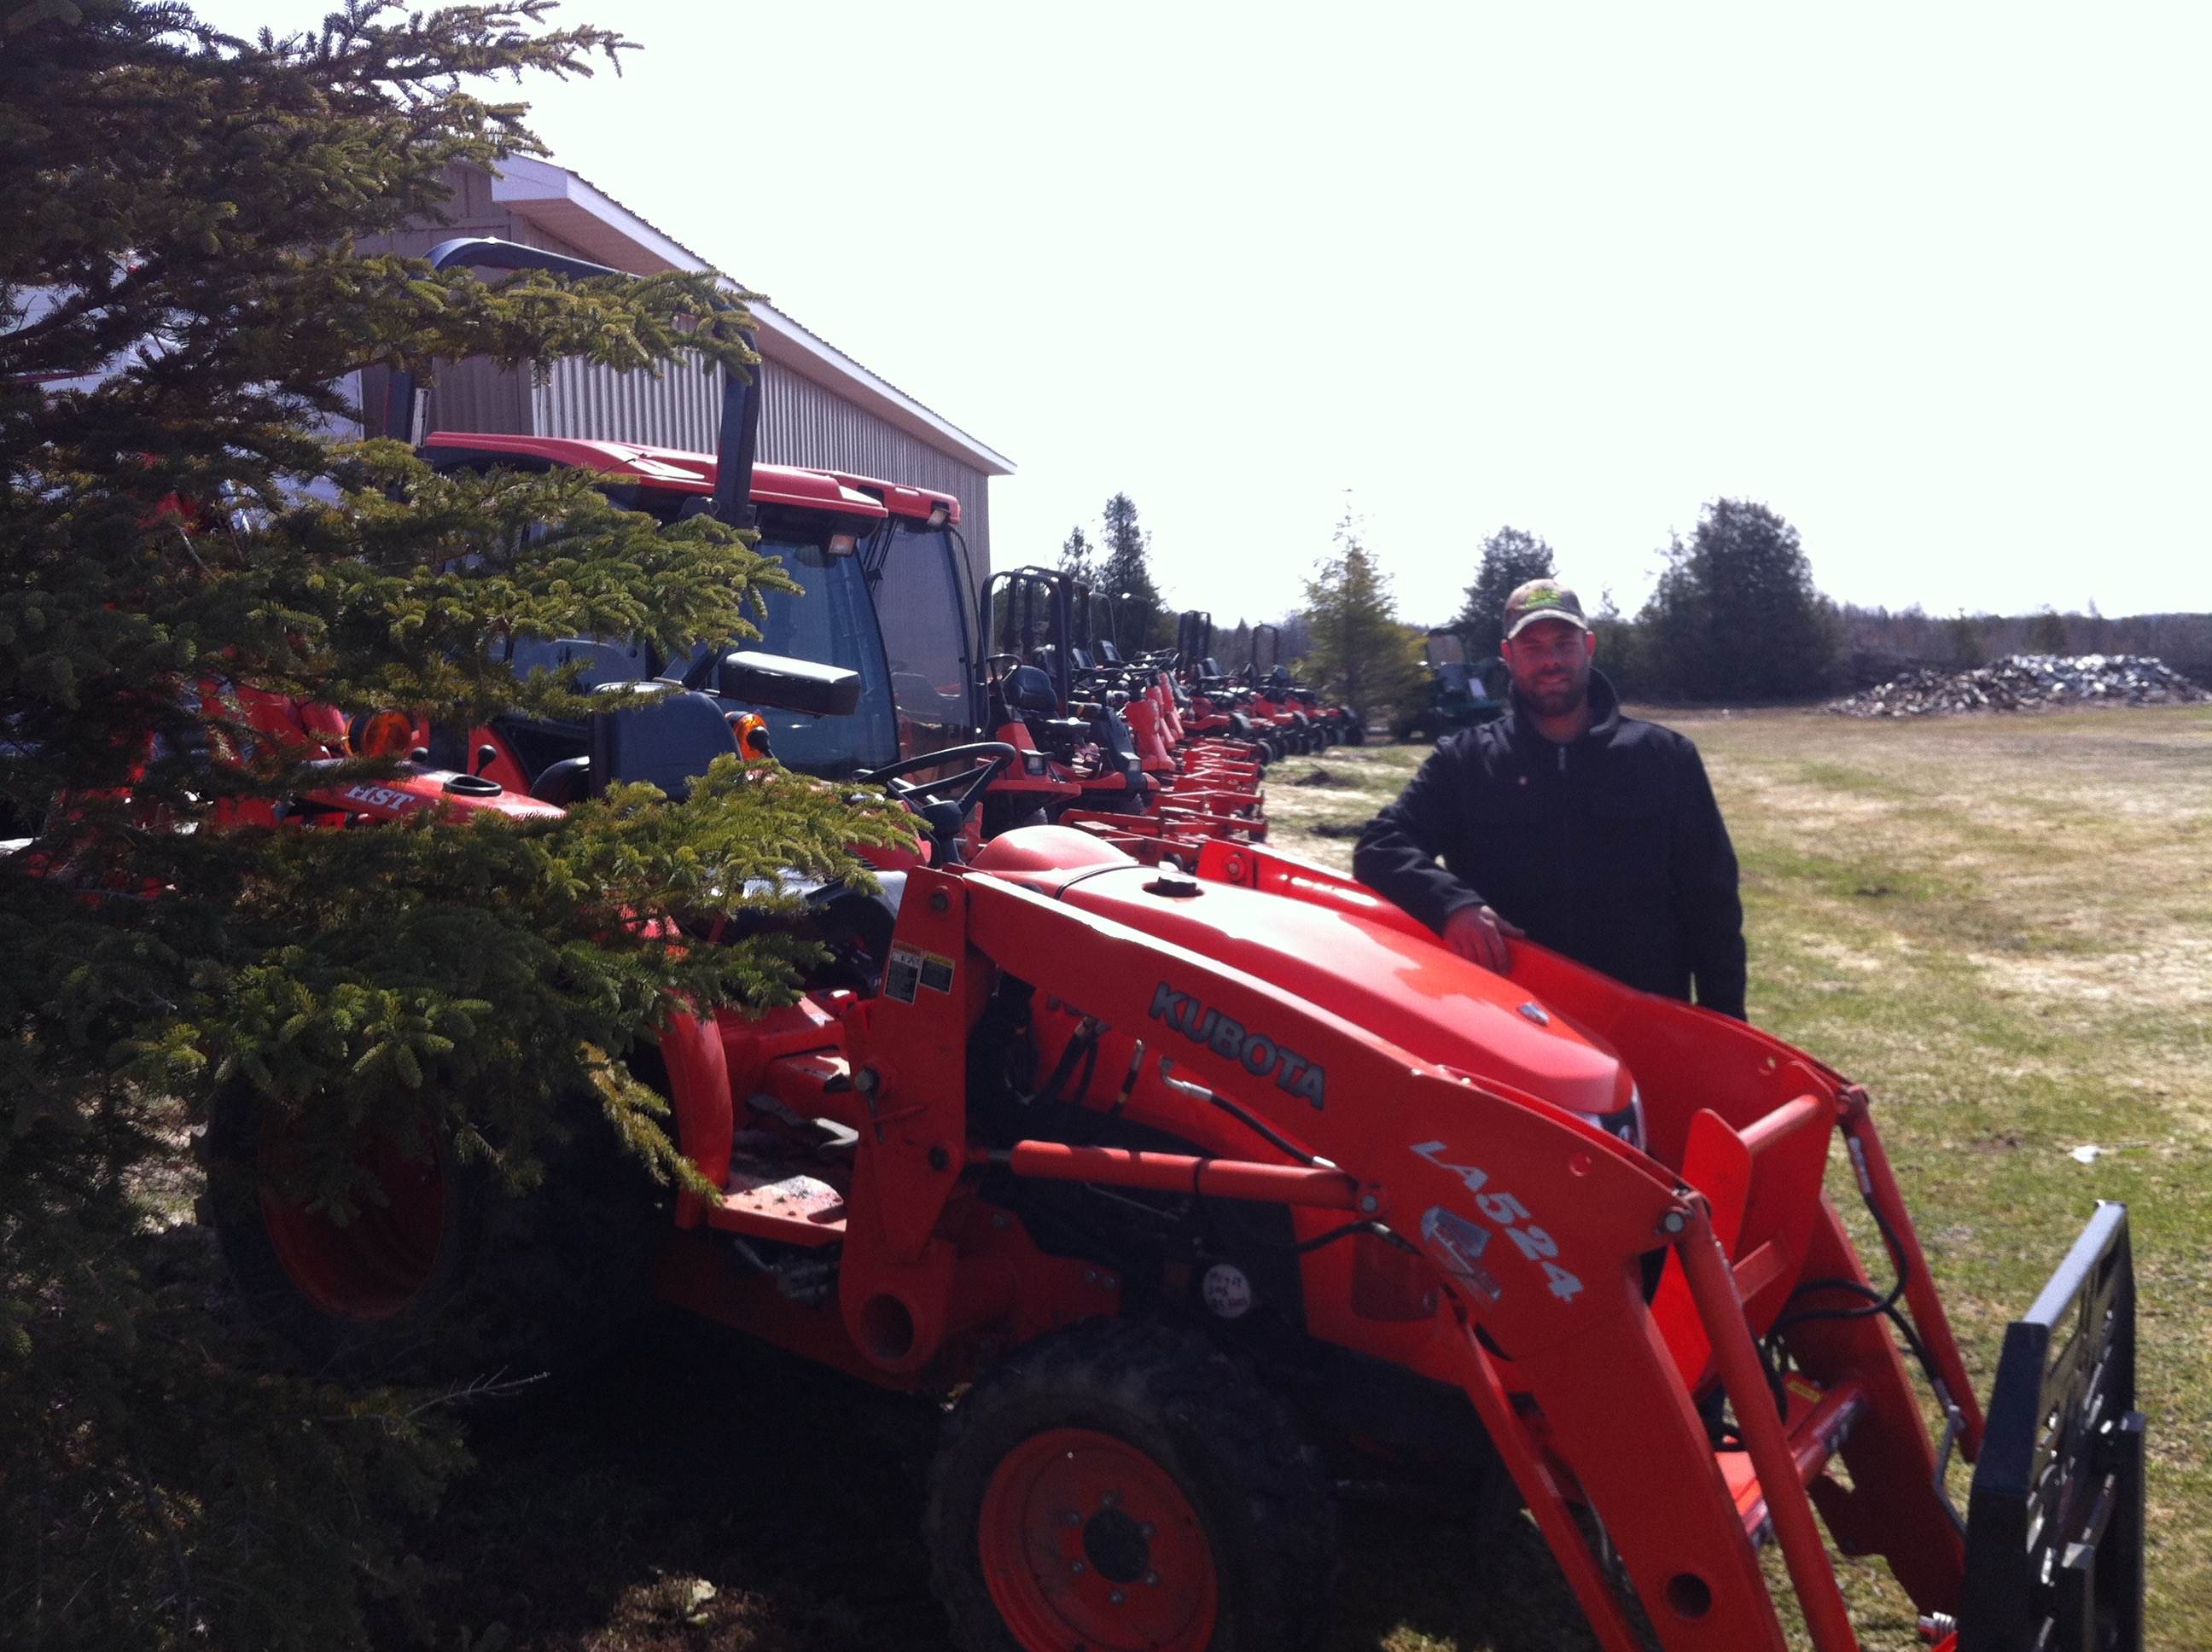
{"left": 1130, "top": 496, "right": 2209, "bottom": 718}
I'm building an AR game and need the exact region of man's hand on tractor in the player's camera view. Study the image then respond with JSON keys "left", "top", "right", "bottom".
{"left": 1443, "top": 903, "right": 1524, "bottom": 974}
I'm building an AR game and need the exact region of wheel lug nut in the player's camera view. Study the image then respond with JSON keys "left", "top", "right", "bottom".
{"left": 1138, "top": 1521, "right": 1155, "bottom": 1538}
{"left": 1061, "top": 1510, "right": 1081, "bottom": 1527}
{"left": 1070, "top": 1559, "right": 1087, "bottom": 1575}
{"left": 1100, "top": 1492, "right": 1119, "bottom": 1508}
{"left": 1109, "top": 1590, "right": 1126, "bottom": 1605}
{"left": 1144, "top": 1570, "right": 1160, "bottom": 1586}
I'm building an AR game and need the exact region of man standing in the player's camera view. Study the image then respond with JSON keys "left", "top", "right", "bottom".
{"left": 1354, "top": 579, "right": 1747, "bottom": 1019}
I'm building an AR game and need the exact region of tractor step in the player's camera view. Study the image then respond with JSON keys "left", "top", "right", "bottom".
{"left": 706, "top": 1155, "right": 847, "bottom": 1245}
{"left": 1716, "top": 1376, "right": 1868, "bottom": 1544}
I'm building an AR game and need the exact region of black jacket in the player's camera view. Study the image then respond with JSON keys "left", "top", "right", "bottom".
{"left": 1353, "top": 672, "right": 1746, "bottom": 1018}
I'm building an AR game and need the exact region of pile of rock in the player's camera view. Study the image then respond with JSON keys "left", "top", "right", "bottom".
{"left": 1827, "top": 654, "right": 2209, "bottom": 718}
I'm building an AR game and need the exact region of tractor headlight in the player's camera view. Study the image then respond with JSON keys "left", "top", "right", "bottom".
{"left": 1592, "top": 1084, "right": 1647, "bottom": 1153}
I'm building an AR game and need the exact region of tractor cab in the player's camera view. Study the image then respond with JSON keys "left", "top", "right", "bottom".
{"left": 1395, "top": 628, "right": 1507, "bottom": 742}
{"left": 419, "top": 435, "right": 903, "bottom": 784}
{"left": 387, "top": 241, "right": 980, "bottom": 791}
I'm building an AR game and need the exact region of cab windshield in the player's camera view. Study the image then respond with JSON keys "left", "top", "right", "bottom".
{"left": 670, "top": 534, "right": 896, "bottom": 777}
{"left": 871, "top": 521, "right": 978, "bottom": 757}
{"left": 505, "top": 491, "right": 899, "bottom": 780}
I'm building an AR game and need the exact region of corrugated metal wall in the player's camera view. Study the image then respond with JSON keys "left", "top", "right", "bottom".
{"left": 355, "top": 165, "right": 995, "bottom": 571}
{"left": 754, "top": 363, "right": 991, "bottom": 572}
{"left": 525, "top": 354, "right": 990, "bottom": 575}
{"left": 531, "top": 351, "right": 721, "bottom": 453}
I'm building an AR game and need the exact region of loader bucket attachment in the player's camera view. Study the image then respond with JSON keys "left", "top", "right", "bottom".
{"left": 1958, "top": 1201, "right": 2145, "bottom": 1652}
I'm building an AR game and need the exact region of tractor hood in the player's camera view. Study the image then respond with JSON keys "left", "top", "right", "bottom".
{"left": 972, "top": 834, "right": 1627, "bottom": 1117}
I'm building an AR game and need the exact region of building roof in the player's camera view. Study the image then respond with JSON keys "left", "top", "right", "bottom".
{"left": 489, "top": 157, "right": 1015, "bottom": 478}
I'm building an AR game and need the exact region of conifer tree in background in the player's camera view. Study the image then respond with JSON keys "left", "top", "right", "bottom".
{"left": 0, "top": 5, "right": 899, "bottom": 1644}
{"left": 1225, "top": 618, "right": 1253, "bottom": 673}
{"left": 1098, "top": 490, "right": 1168, "bottom": 649}
{"left": 1302, "top": 514, "right": 1423, "bottom": 727}
{"left": 1638, "top": 499, "right": 1842, "bottom": 701}
{"left": 1453, "top": 525, "right": 1557, "bottom": 658}
{"left": 1058, "top": 523, "right": 1095, "bottom": 586}
{"left": 1586, "top": 588, "right": 1647, "bottom": 699}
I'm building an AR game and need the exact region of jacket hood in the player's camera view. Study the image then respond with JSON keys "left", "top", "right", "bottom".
{"left": 1505, "top": 666, "right": 1623, "bottom": 747}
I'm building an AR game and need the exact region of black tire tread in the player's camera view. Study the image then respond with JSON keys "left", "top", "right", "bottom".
{"left": 926, "top": 1318, "right": 1336, "bottom": 1652}
{"left": 198, "top": 1079, "right": 668, "bottom": 1384}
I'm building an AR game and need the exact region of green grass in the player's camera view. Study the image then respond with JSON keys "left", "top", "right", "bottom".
{"left": 1271, "top": 707, "right": 2212, "bottom": 1649}
{"left": 384, "top": 710, "right": 2211, "bottom": 1651}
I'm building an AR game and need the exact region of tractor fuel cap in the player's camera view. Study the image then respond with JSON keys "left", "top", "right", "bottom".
{"left": 1144, "top": 868, "right": 1202, "bottom": 898}
{"left": 442, "top": 773, "right": 503, "bottom": 797}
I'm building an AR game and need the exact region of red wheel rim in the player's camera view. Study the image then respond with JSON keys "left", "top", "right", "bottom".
{"left": 259, "top": 1116, "right": 447, "bottom": 1321}
{"left": 977, "top": 1426, "right": 1219, "bottom": 1652}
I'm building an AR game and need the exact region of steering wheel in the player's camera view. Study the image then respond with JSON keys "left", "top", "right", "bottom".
{"left": 853, "top": 741, "right": 1021, "bottom": 835}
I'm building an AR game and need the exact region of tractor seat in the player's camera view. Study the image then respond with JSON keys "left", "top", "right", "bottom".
{"left": 1004, "top": 665, "right": 1060, "bottom": 716}
{"left": 530, "top": 756, "right": 591, "bottom": 806}
{"left": 586, "top": 685, "right": 741, "bottom": 800}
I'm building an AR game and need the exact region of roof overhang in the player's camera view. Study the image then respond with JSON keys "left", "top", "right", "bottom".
{"left": 490, "top": 157, "right": 1015, "bottom": 478}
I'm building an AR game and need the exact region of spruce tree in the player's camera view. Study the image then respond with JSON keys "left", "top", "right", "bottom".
{"left": 0, "top": 5, "right": 900, "bottom": 1644}
{"left": 1638, "top": 499, "right": 1840, "bottom": 701}
{"left": 1058, "top": 522, "right": 1095, "bottom": 587}
{"left": 1301, "top": 514, "right": 1422, "bottom": 725}
{"left": 1453, "top": 525, "right": 1557, "bottom": 659}
{"left": 1097, "top": 490, "right": 1167, "bottom": 649}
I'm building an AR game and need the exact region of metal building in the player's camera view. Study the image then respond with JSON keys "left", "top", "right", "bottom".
{"left": 357, "top": 158, "right": 1013, "bottom": 575}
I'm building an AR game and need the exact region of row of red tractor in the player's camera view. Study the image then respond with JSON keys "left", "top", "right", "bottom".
{"left": 43, "top": 240, "right": 2142, "bottom": 1652}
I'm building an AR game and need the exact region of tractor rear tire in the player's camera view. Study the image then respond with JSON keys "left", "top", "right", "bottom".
{"left": 927, "top": 1319, "right": 1336, "bottom": 1652}
{"left": 199, "top": 1078, "right": 668, "bottom": 1384}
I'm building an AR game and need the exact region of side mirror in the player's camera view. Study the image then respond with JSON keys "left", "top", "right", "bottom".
{"left": 715, "top": 650, "right": 860, "bottom": 718}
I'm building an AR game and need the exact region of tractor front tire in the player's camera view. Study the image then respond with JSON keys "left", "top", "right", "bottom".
{"left": 200, "top": 1079, "right": 668, "bottom": 1384}
{"left": 928, "top": 1320, "right": 1336, "bottom": 1652}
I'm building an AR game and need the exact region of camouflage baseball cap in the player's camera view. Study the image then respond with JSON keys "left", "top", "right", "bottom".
{"left": 1502, "top": 579, "right": 1589, "bottom": 640}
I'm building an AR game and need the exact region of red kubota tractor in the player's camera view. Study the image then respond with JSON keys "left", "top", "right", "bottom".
{"left": 205, "top": 664, "right": 2145, "bottom": 1652}
{"left": 71, "top": 236, "right": 992, "bottom": 878}
{"left": 377, "top": 238, "right": 988, "bottom": 800}
{"left": 193, "top": 241, "right": 2145, "bottom": 1652}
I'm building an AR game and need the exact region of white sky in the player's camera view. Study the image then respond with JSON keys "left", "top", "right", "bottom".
{"left": 207, "top": 1, "right": 2210, "bottom": 625}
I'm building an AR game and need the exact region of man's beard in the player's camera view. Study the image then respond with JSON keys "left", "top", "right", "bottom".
{"left": 1522, "top": 671, "right": 1588, "bottom": 718}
